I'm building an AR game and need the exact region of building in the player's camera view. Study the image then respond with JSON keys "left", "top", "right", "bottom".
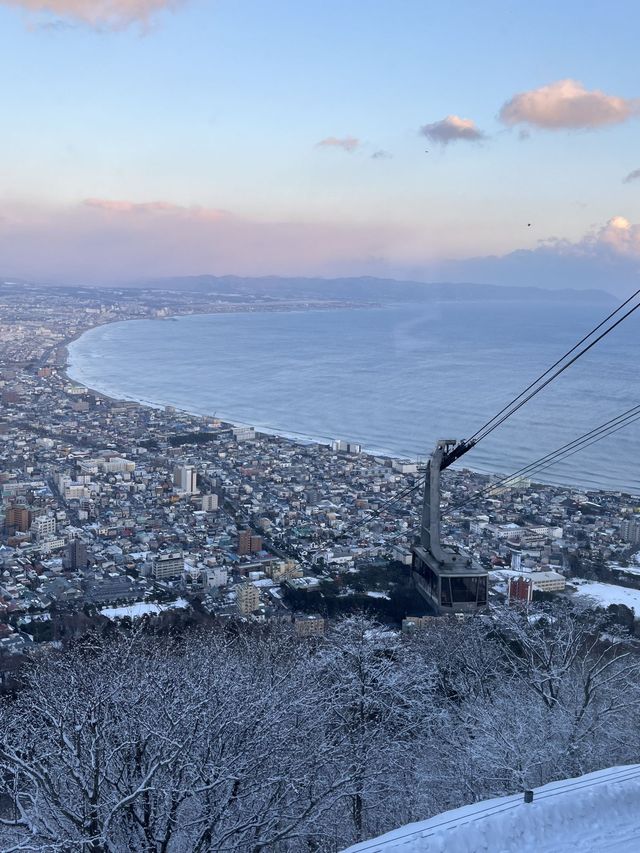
{"left": 237, "top": 529, "right": 262, "bottom": 556}
{"left": 232, "top": 426, "right": 256, "bottom": 441}
{"left": 401, "top": 615, "right": 436, "bottom": 633}
{"left": 530, "top": 570, "right": 566, "bottom": 593}
{"left": 620, "top": 517, "right": 640, "bottom": 546}
{"left": 153, "top": 552, "right": 185, "bottom": 580}
{"left": 293, "top": 614, "right": 325, "bottom": 637}
{"left": 237, "top": 582, "right": 260, "bottom": 614}
{"left": 31, "top": 514, "right": 57, "bottom": 541}
{"left": 507, "top": 576, "right": 533, "bottom": 603}
{"left": 238, "top": 529, "right": 252, "bottom": 556}
{"left": 331, "top": 439, "right": 361, "bottom": 454}
{"left": 173, "top": 465, "right": 198, "bottom": 494}
{"left": 392, "top": 460, "right": 418, "bottom": 474}
{"left": 4, "top": 505, "right": 31, "bottom": 534}
{"left": 99, "top": 456, "right": 135, "bottom": 474}
{"left": 201, "top": 493, "right": 219, "bottom": 512}
{"left": 64, "top": 539, "right": 88, "bottom": 571}
{"left": 201, "top": 566, "right": 228, "bottom": 588}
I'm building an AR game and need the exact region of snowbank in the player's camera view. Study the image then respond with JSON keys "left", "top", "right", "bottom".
{"left": 99, "top": 598, "right": 189, "bottom": 620}
{"left": 572, "top": 580, "right": 640, "bottom": 616}
{"left": 342, "top": 765, "right": 640, "bottom": 853}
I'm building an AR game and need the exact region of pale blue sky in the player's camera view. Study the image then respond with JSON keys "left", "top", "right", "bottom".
{"left": 0, "top": 0, "right": 639, "bottom": 285}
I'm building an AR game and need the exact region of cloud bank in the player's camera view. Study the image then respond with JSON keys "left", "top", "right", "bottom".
{"left": 316, "top": 136, "right": 360, "bottom": 153}
{"left": 0, "top": 199, "right": 408, "bottom": 284}
{"left": 500, "top": 79, "right": 640, "bottom": 130}
{"left": 1, "top": 200, "right": 638, "bottom": 297}
{"left": 1, "top": 0, "right": 183, "bottom": 28}
{"left": 420, "top": 115, "right": 485, "bottom": 145}
{"left": 430, "top": 216, "right": 640, "bottom": 297}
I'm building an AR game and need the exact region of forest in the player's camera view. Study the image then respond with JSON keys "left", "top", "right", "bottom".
{"left": 1, "top": 604, "right": 639, "bottom": 852}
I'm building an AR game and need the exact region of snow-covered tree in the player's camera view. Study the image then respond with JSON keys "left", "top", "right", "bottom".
{"left": 1, "top": 609, "right": 640, "bottom": 852}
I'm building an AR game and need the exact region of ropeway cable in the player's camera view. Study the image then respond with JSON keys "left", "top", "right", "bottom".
{"left": 333, "top": 289, "right": 640, "bottom": 542}
{"left": 349, "top": 404, "right": 640, "bottom": 551}
{"left": 465, "top": 287, "right": 640, "bottom": 447}
{"left": 447, "top": 404, "right": 640, "bottom": 514}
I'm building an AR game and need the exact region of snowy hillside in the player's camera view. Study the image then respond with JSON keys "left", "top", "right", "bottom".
{"left": 343, "top": 765, "right": 640, "bottom": 853}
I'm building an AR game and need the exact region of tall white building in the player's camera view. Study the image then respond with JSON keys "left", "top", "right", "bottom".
{"left": 31, "top": 514, "right": 57, "bottom": 541}
{"left": 202, "top": 493, "right": 219, "bottom": 512}
{"left": 173, "top": 465, "right": 198, "bottom": 494}
{"left": 153, "top": 552, "right": 185, "bottom": 580}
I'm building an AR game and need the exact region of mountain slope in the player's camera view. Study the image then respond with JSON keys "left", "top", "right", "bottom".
{"left": 343, "top": 765, "right": 640, "bottom": 853}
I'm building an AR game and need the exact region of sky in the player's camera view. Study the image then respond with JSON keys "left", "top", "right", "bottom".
{"left": 0, "top": 0, "right": 639, "bottom": 292}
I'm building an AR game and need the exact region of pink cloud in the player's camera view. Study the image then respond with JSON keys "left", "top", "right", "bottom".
{"left": 499, "top": 79, "right": 640, "bottom": 130}
{"left": 83, "top": 198, "right": 229, "bottom": 220}
{"left": 0, "top": 198, "right": 412, "bottom": 284}
{"left": 316, "top": 136, "right": 360, "bottom": 153}
{"left": 420, "top": 115, "right": 485, "bottom": 145}
{"left": 1, "top": 0, "right": 184, "bottom": 28}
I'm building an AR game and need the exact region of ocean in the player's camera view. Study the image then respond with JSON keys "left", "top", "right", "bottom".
{"left": 67, "top": 300, "right": 640, "bottom": 494}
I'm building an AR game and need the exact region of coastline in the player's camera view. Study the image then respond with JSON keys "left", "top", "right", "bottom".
{"left": 60, "top": 302, "right": 380, "bottom": 411}
{"left": 62, "top": 314, "right": 639, "bottom": 498}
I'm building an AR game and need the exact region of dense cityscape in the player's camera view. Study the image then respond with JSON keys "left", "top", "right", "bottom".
{"left": 0, "top": 280, "right": 638, "bottom": 680}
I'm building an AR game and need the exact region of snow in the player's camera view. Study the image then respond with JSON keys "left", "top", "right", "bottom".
{"left": 611, "top": 564, "right": 640, "bottom": 578}
{"left": 99, "top": 598, "right": 189, "bottom": 620}
{"left": 571, "top": 580, "right": 640, "bottom": 616}
{"left": 342, "top": 765, "right": 640, "bottom": 853}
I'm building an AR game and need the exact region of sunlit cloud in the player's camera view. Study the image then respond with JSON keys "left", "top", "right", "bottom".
{"left": 0, "top": 198, "right": 412, "bottom": 284}
{"left": 83, "top": 198, "right": 229, "bottom": 220}
{"left": 623, "top": 168, "right": 640, "bottom": 184}
{"left": 316, "top": 136, "right": 360, "bottom": 153}
{"left": 2, "top": 197, "right": 639, "bottom": 298}
{"left": 420, "top": 115, "right": 485, "bottom": 145}
{"left": 1, "top": 0, "right": 184, "bottom": 29}
{"left": 499, "top": 79, "right": 640, "bottom": 130}
{"left": 429, "top": 216, "right": 640, "bottom": 297}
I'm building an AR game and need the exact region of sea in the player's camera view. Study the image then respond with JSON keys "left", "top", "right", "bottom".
{"left": 67, "top": 300, "right": 640, "bottom": 494}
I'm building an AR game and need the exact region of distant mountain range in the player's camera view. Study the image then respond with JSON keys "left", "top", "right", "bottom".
{"left": 3, "top": 274, "right": 614, "bottom": 303}
{"left": 122, "top": 275, "right": 613, "bottom": 303}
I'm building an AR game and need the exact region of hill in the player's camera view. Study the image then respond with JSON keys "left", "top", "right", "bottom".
{"left": 122, "top": 274, "right": 614, "bottom": 304}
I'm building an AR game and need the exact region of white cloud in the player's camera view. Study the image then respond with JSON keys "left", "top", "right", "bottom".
{"left": 1, "top": 0, "right": 183, "bottom": 29}
{"left": 420, "top": 115, "right": 485, "bottom": 145}
{"left": 500, "top": 79, "right": 640, "bottom": 130}
{"left": 316, "top": 136, "right": 360, "bottom": 153}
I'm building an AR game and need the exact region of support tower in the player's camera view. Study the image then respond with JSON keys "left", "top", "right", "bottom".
{"left": 412, "top": 439, "right": 488, "bottom": 614}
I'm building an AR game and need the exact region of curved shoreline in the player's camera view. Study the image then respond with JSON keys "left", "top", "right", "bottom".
{"left": 63, "top": 313, "right": 640, "bottom": 496}
{"left": 62, "top": 312, "right": 415, "bottom": 463}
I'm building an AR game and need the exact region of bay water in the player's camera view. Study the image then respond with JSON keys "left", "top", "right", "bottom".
{"left": 67, "top": 301, "right": 640, "bottom": 493}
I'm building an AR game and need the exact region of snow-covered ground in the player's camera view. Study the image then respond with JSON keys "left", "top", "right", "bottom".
{"left": 571, "top": 580, "right": 640, "bottom": 616}
{"left": 342, "top": 765, "right": 640, "bottom": 853}
{"left": 99, "top": 598, "right": 189, "bottom": 620}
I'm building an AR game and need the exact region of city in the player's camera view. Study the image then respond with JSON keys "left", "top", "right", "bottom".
{"left": 1, "top": 280, "right": 638, "bottom": 678}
